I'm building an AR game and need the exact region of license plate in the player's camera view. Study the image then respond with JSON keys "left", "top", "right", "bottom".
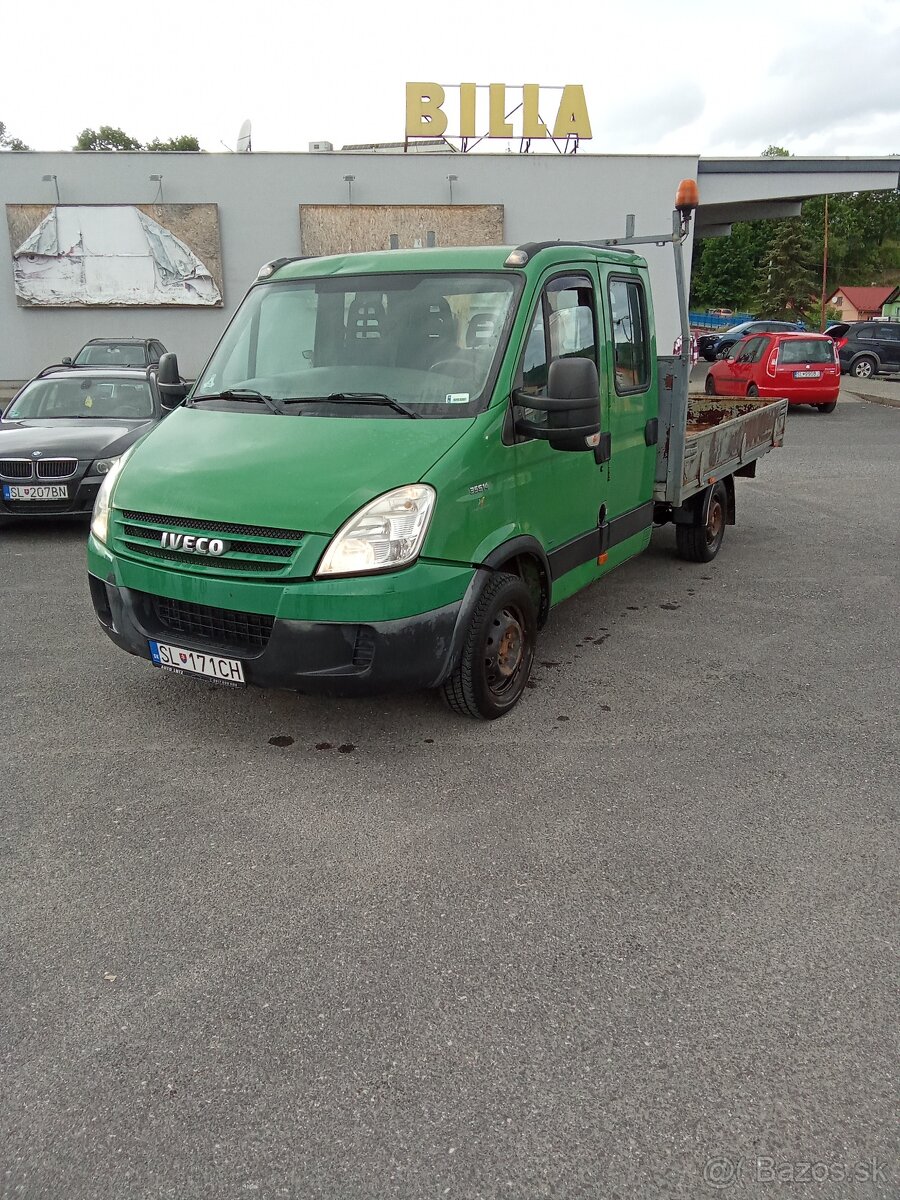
{"left": 793, "top": 370, "right": 821, "bottom": 379}
{"left": 149, "top": 640, "right": 245, "bottom": 685}
{"left": 2, "top": 484, "right": 69, "bottom": 500}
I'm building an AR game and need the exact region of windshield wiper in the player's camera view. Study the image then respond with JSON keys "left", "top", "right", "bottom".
{"left": 194, "top": 388, "right": 285, "bottom": 415}
{"left": 284, "top": 392, "right": 419, "bottom": 419}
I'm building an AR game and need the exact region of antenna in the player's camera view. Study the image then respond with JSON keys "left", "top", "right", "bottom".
{"left": 237, "top": 119, "right": 252, "bottom": 153}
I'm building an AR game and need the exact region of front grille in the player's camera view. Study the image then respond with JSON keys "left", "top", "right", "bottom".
{"left": 134, "top": 545, "right": 279, "bottom": 573}
{"left": 121, "top": 510, "right": 303, "bottom": 540}
{"left": 36, "top": 458, "right": 78, "bottom": 480}
{"left": 152, "top": 595, "right": 274, "bottom": 652}
{"left": 115, "top": 509, "right": 305, "bottom": 576}
{"left": 0, "top": 460, "right": 32, "bottom": 479}
{"left": 121, "top": 525, "right": 295, "bottom": 559}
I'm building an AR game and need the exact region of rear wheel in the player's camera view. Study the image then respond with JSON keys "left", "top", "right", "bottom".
{"left": 850, "top": 356, "right": 876, "bottom": 379}
{"left": 675, "top": 481, "right": 728, "bottom": 563}
{"left": 442, "top": 573, "right": 537, "bottom": 720}
{"left": 817, "top": 400, "right": 837, "bottom": 413}
{"left": 704, "top": 374, "right": 717, "bottom": 395}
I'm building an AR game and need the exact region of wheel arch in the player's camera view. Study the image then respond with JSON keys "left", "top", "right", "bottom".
{"left": 480, "top": 535, "right": 552, "bottom": 628}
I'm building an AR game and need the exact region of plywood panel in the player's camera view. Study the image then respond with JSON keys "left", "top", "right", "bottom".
{"left": 300, "top": 204, "right": 504, "bottom": 257}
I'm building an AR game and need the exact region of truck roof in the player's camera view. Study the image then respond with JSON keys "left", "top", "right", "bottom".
{"left": 267, "top": 242, "right": 647, "bottom": 281}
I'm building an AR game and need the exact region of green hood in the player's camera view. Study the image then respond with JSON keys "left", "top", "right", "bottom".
{"left": 112, "top": 407, "right": 472, "bottom": 534}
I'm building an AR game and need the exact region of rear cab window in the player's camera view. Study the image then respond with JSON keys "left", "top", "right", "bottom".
{"left": 608, "top": 277, "right": 650, "bottom": 393}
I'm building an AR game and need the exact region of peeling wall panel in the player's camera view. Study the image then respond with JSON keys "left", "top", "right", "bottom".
{"left": 7, "top": 203, "right": 223, "bottom": 307}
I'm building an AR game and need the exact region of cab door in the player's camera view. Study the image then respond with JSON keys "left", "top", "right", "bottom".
{"left": 510, "top": 267, "right": 607, "bottom": 585}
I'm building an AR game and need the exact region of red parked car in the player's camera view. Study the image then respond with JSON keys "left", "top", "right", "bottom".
{"left": 704, "top": 331, "right": 840, "bottom": 412}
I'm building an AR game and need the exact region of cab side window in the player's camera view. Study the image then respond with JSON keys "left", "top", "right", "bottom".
{"left": 608, "top": 277, "right": 649, "bottom": 393}
{"left": 518, "top": 274, "right": 597, "bottom": 401}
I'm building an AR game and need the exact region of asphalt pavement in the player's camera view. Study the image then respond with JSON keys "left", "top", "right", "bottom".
{"left": 2, "top": 385, "right": 898, "bottom": 1199}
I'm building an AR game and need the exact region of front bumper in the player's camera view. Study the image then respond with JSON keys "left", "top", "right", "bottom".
{"left": 0, "top": 470, "right": 102, "bottom": 518}
{"left": 87, "top": 535, "right": 482, "bottom": 695}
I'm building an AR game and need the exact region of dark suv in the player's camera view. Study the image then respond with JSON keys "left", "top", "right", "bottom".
{"left": 698, "top": 320, "right": 806, "bottom": 362}
{"left": 828, "top": 322, "right": 900, "bottom": 379}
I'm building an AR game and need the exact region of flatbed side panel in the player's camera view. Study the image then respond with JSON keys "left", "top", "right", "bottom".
{"left": 680, "top": 397, "right": 787, "bottom": 500}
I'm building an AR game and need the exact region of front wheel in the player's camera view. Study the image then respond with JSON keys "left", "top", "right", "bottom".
{"left": 675, "top": 481, "right": 728, "bottom": 563}
{"left": 747, "top": 384, "right": 759, "bottom": 397}
{"left": 704, "top": 374, "right": 717, "bottom": 395}
{"left": 442, "top": 573, "right": 537, "bottom": 719}
{"left": 817, "top": 400, "right": 837, "bottom": 413}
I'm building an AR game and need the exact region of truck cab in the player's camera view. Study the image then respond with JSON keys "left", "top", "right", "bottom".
{"left": 88, "top": 190, "right": 786, "bottom": 718}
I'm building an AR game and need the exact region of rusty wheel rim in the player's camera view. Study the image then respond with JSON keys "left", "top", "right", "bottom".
{"left": 706, "top": 497, "right": 725, "bottom": 548}
{"left": 483, "top": 605, "right": 529, "bottom": 699}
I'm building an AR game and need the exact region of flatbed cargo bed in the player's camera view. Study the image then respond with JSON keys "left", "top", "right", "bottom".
{"left": 653, "top": 357, "right": 787, "bottom": 507}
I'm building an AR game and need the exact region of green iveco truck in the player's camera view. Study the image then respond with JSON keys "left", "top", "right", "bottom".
{"left": 87, "top": 181, "right": 787, "bottom": 718}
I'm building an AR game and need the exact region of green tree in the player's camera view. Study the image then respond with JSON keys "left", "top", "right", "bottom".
{"left": 0, "top": 120, "right": 30, "bottom": 150}
{"left": 761, "top": 145, "right": 791, "bottom": 158}
{"left": 74, "top": 125, "right": 143, "bottom": 151}
{"left": 753, "top": 218, "right": 818, "bottom": 319}
{"left": 146, "top": 134, "right": 201, "bottom": 151}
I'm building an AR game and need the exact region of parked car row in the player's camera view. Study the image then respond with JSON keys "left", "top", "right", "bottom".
{"left": 1, "top": 337, "right": 177, "bottom": 522}
{"left": 699, "top": 316, "right": 900, "bottom": 380}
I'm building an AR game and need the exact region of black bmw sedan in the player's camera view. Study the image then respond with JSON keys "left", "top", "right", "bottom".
{"left": 0, "top": 366, "right": 170, "bottom": 522}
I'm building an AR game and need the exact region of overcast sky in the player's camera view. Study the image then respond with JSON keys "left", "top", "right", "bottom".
{"left": 3, "top": 0, "right": 899, "bottom": 157}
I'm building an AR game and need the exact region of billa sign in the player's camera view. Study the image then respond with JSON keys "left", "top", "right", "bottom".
{"left": 405, "top": 83, "right": 592, "bottom": 141}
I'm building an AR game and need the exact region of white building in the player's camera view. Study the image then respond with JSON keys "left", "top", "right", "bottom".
{"left": 2, "top": 150, "right": 897, "bottom": 381}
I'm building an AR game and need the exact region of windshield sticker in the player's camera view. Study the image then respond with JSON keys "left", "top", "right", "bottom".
{"left": 201, "top": 374, "right": 217, "bottom": 391}
{"left": 445, "top": 393, "right": 469, "bottom": 404}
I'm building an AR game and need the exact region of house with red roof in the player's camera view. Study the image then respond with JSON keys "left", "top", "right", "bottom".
{"left": 825, "top": 285, "right": 898, "bottom": 322}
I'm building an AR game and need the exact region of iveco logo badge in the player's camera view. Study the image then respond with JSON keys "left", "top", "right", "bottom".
{"left": 160, "top": 532, "right": 230, "bottom": 556}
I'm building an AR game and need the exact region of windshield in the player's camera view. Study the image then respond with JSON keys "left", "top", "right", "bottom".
{"left": 4, "top": 377, "right": 154, "bottom": 420}
{"left": 193, "top": 272, "right": 521, "bottom": 418}
{"left": 778, "top": 339, "right": 835, "bottom": 364}
{"left": 74, "top": 343, "right": 149, "bottom": 367}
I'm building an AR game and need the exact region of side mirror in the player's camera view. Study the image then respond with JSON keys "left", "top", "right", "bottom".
{"left": 61, "top": 356, "right": 72, "bottom": 366}
{"left": 513, "top": 357, "right": 601, "bottom": 452}
{"left": 157, "top": 352, "right": 188, "bottom": 404}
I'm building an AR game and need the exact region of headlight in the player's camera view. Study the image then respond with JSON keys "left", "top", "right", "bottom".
{"left": 316, "top": 484, "right": 436, "bottom": 577}
{"left": 90, "top": 449, "right": 132, "bottom": 545}
{"left": 91, "top": 456, "right": 120, "bottom": 476}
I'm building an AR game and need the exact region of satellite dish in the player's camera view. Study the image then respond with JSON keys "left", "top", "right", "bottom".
{"left": 237, "top": 120, "right": 252, "bottom": 153}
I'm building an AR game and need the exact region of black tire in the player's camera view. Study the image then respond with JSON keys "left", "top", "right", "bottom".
{"left": 704, "top": 374, "right": 717, "bottom": 395}
{"left": 850, "top": 356, "right": 876, "bottom": 380}
{"left": 675, "top": 481, "right": 728, "bottom": 563}
{"left": 817, "top": 400, "right": 837, "bottom": 413}
{"left": 747, "top": 384, "right": 759, "bottom": 397}
{"left": 442, "top": 572, "right": 537, "bottom": 720}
